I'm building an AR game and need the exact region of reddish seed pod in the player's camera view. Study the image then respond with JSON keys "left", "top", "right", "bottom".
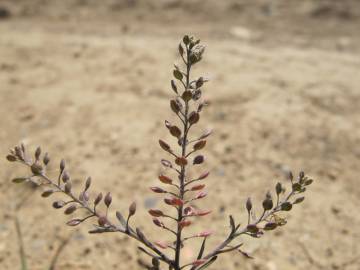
{"left": 197, "top": 230, "right": 213, "bottom": 237}
{"left": 179, "top": 220, "right": 192, "bottom": 228}
{"left": 196, "top": 210, "right": 212, "bottom": 216}
{"left": 149, "top": 209, "right": 164, "bottom": 217}
{"left": 198, "top": 171, "right": 210, "bottom": 180}
{"left": 150, "top": 187, "right": 166, "bottom": 193}
{"left": 94, "top": 192, "right": 103, "bottom": 206}
{"left": 64, "top": 205, "right": 77, "bottom": 215}
{"left": 158, "top": 174, "right": 173, "bottom": 184}
{"left": 67, "top": 219, "right": 82, "bottom": 226}
{"left": 104, "top": 192, "right": 112, "bottom": 208}
{"left": 175, "top": 156, "right": 188, "bottom": 166}
{"left": 192, "top": 260, "right": 206, "bottom": 267}
{"left": 193, "top": 140, "right": 206, "bottom": 151}
{"left": 195, "top": 191, "right": 207, "bottom": 199}
{"left": 159, "top": 140, "right": 171, "bottom": 152}
{"left": 164, "top": 197, "right": 183, "bottom": 206}
{"left": 98, "top": 216, "right": 108, "bottom": 227}
{"left": 155, "top": 241, "right": 168, "bottom": 249}
{"left": 188, "top": 111, "right": 200, "bottom": 125}
{"left": 191, "top": 184, "right": 205, "bottom": 191}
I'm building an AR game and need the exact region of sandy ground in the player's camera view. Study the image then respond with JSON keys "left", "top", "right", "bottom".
{"left": 0, "top": 1, "right": 359, "bottom": 269}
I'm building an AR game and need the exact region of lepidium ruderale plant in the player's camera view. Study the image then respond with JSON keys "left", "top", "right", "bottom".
{"left": 6, "top": 35, "right": 313, "bottom": 270}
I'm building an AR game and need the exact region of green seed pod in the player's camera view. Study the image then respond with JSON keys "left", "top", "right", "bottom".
{"left": 281, "top": 202, "right": 293, "bottom": 211}
{"left": 275, "top": 182, "right": 282, "bottom": 195}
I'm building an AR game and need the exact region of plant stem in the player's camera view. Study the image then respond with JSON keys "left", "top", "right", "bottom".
{"left": 174, "top": 45, "right": 191, "bottom": 270}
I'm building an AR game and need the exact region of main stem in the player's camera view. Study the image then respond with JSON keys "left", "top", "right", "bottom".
{"left": 174, "top": 46, "right": 191, "bottom": 270}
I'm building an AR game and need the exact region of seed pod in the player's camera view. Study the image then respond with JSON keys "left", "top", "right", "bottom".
{"left": 299, "top": 171, "right": 305, "bottom": 179}
{"left": 191, "top": 184, "right": 205, "bottom": 191}
{"left": 149, "top": 209, "right": 164, "bottom": 217}
{"left": 173, "top": 69, "right": 183, "bottom": 81}
{"left": 35, "top": 146, "right": 41, "bottom": 160}
{"left": 292, "top": 183, "right": 302, "bottom": 192}
{"left": 264, "top": 222, "right": 277, "bottom": 231}
{"left": 192, "top": 260, "right": 206, "bottom": 267}
{"left": 14, "top": 146, "right": 24, "bottom": 160}
{"left": 41, "top": 190, "right": 54, "bottom": 198}
{"left": 179, "top": 220, "right": 192, "bottom": 228}
{"left": 60, "top": 159, "right": 66, "bottom": 171}
{"left": 246, "top": 224, "right": 259, "bottom": 233}
{"left": 175, "top": 156, "right": 188, "bottom": 166}
{"left": 12, "top": 177, "right": 27, "bottom": 184}
{"left": 183, "top": 35, "right": 190, "bottom": 45}
{"left": 169, "top": 126, "right": 181, "bottom": 138}
{"left": 31, "top": 162, "right": 43, "bottom": 175}
{"left": 293, "top": 197, "right": 305, "bottom": 204}
{"left": 85, "top": 176, "right": 91, "bottom": 191}
{"left": 98, "top": 216, "right": 107, "bottom": 226}
{"left": 182, "top": 90, "right": 192, "bottom": 102}
{"left": 6, "top": 154, "right": 17, "bottom": 162}
{"left": 64, "top": 205, "right": 77, "bottom": 215}
{"left": 171, "top": 79, "right": 178, "bottom": 94}
{"left": 246, "top": 198, "right": 252, "bottom": 212}
{"left": 170, "top": 99, "right": 180, "bottom": 114}
{"left": 193, "top": 155, "right": 205, "bottom": 165}
{"left": 198, "top": 171, "right": 210, "bottom": 180}
{"left": 94, "top": 192, "right": 103, "bottom": 206}
{"left": 43, "top": 152, "right": 50, "bottom": 165}
{"left": 304, "top": 179, "right": 313, "bottom": 186}
{"left": 159, "top": 140, "right": 171, "bottom": 152}
{"left": 289, "top": 171, "right": 293, "bottom": 181}
{"left": 262, "top": 193, "right": 273, "bottom": 210}
{"left": 193, "top": 140, "right": 206, "bottom": 151}
{"left": 152, "top": 218, "right": 163, "bottom": 227}
{"left": 189, "top": 111, "right": 200, "bottom": 125}
{"left": 53, "top": 200, "right": 65, "bottom": 209}
{"left": 150, "top": 187, "right": 166, "bottom": 193}
{"left": 196, "top": 77, "right": 204, "bottom": 88}
{"left": 164, "top": 197, "right": 183, "bottom": 206}
{"left": 196, "top": 210, "right": 211, "bottom": 216}
{"left": 161, "top": 159, "right": 172, "bottom": 168}
{"left": 155, "top": 241, "right": 168, "bottom": 249}
{"left": 195, "top": 191, "right": 207, "bottom": 199}
{"left": 64, "top": 182, "right": 72, "bottom": 194}
{"left": 281, "top": 202, "right": 292, "bottom": 211}
{"left": 62, "top": 170, "right": 70, "bottom": 183}
{"left": 158, "top": 174, "right": 172, "bottom": 184}
{"left": 67, "top": 219, "right": 82, "bottom": 226}
{"left": 197, "top": 230, "right": 212, "bottom": 237}
{"left": 275, "top": 182, "right": 282, "bottom": 195}
{"left": 129, "top": 202, "right": 136, "bottom": 217}
{"left": 83, "top": 191, "right": 90, "bottom": 201}
{"left": 178, "top": 43, "right": 184, "bottom": 56}
{"left": 104, "top": 192, "right": 112, "bottom": 207}
{"left": 192, "top": 89, "right": 202, "bottom": 101}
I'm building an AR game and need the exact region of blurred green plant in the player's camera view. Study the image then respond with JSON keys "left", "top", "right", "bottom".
{"left": 6, "top": 35, "right": 313, "bottom": 270}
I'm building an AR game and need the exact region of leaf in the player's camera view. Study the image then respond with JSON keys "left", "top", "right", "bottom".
{"left": 197, "top": 237, "right": 207, "bottom": 259}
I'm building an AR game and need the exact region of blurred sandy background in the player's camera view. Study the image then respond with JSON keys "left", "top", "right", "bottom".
{"left": 0, "top": 0, "right": 359, "bottom": 269}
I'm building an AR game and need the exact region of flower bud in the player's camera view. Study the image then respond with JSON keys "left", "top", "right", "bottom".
{"left": 195, "top": 191, "right": 207, "bottom": 199}
{"left": 64, "top": 182, "right": 72, "bottom": 194}
{"left": 35, "top": 146, "right": 41, "bottom": 160}
{"left": 246, "top": 197, "right": 252, "bottom": 212}
{"left": 190, "top": 184, "right": 205, "bottom": 191}
{"left": 98, "top": 215, "right": 108, "bottom": 226}
{"left": 159, "top": 140, "right": 171, "bottom": 152}
{"left": 129, "top": 201, "right": 136, "bottom": 217}
{"left": 171, "top": 79, "right": 178, "bottom": 94}
{"left": 262, "top": 193, "right": 273, "bottom": 211}
{"left": 198, "top": 171, "right": 210, "bottom": 180}
{"left": 60, "top": 159, "right": 66, "bottom": 171}
{"left": 31, "top": 162, "right": 43, "bottom": 175}
{"left": 53, "top": 200, "right": 66, "bottom": 209}
{"left": 94, "top": 192, "right": 103, "bottom": 206}
{"left": 104, "top": 192, "right": 112, "bottom": 207}
{"left": 197, "top": 230, "right": 212, "bottom": 237}
{"left": 41, "top": 190, "right": 54, "bottom": 198}
{"left": 158, "top": 174, "right": 172, "bottom": 184}
{"left": 85, "top": 176, "right": 91, "bottom": 191}
{"left": 150, "top": 187, "right": 166, "bottom": 193}
{"left": 152, "top": 218, "right": 163, "bottom": 227}
{"left": 155, "top": 241, "right": 168, "bottom": 249}
{"left": 170, "top": 99, "right": 180, "bottom": 114}
{"left": 43, "top": 152, "right": 50, "bottom": 165}
{"left": 281, "top": 202, "right": 292, "bottom": 211}
{"left": 275, "top": 182, "right": 282, "bottom": 195}
{"left": 62, "top": 170, "right": 70, "bottom": 183}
